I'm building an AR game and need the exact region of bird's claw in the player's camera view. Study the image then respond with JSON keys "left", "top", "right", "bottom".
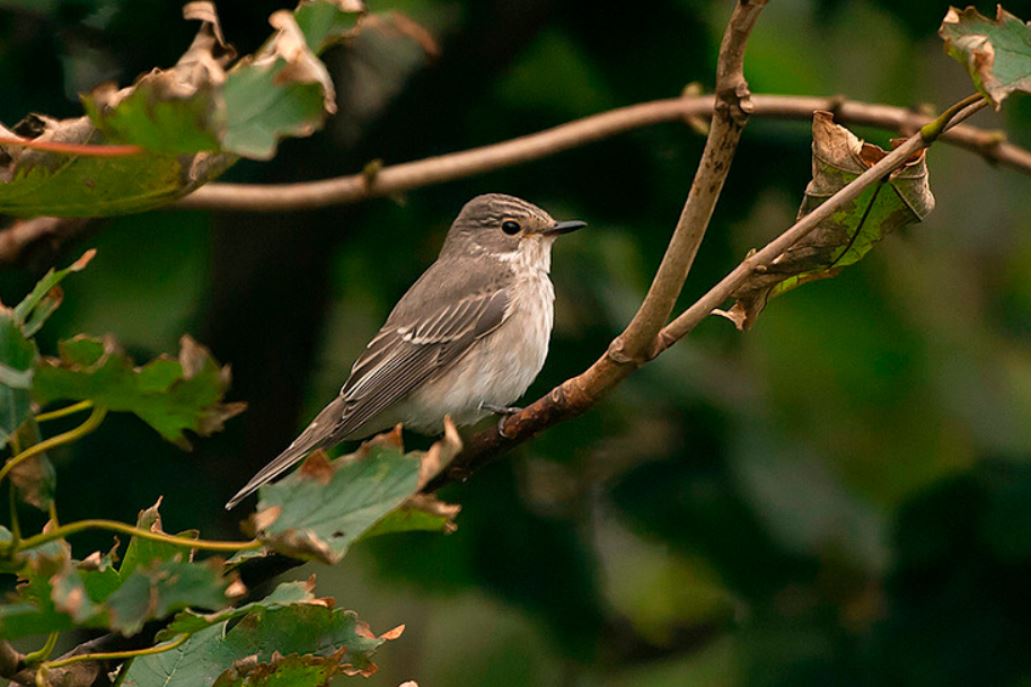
{"left": 496, "top": 415, "right": 515, "bottom": 440}
{"left": 482, "top": 403, "right": 522, "bottom": 416}
{"left": 481, "top": 403, "right": 521, "bottom": 439}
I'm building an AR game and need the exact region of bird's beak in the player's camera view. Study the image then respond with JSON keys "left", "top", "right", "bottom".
{"left": 544, "top": 220, "right": 587, "bottom": 236}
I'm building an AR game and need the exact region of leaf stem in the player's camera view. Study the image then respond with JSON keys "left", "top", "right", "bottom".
{"left": 13, "top": 519, "right": 262, "bottom": 554}
{"left": 7, "top": 484, "right": 20, "bottom": 543}
{"left": 920, "top": 93, "right": 986, "bottom": 142}
{"left": 0, "top": 406, "right": 108, "bottom": 486}
{"left": 39, "top": 633, "right": 189, "bottom": 672}
{"left": 22, "top": 633, "right": 59, "bottom": 665}
{"left": 0, "top": 136, "right": 144, "bottom": 158}
{"left": 7, "top": 433, "right": 22, "bottom": 543}
{"left": 34, "top": 400, "right": 94, "bottom": 423}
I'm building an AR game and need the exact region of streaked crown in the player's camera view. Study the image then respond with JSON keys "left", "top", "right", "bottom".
{"left": 440, "top": 194, "right": 557, "bottom": 257}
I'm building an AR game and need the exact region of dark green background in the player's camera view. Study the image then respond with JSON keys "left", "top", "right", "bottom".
{"left": 0, "top": 1, "right": 1028, "bottom": 685}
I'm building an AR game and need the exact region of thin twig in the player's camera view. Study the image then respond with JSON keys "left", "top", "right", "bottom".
{"left": 40, "top": 633, "right": 188, "bottom": 672}
{"left": 9, "top": 519, "right": 262, "bottom": 555}
{"left": 21, "top": 633, "right": 59, "bottom": 666}
{"left": 34, "top": 400, "right": 94, "bottom": 423}
{"left": 433, "top": 94, "right": 990, "bottom": 487}
{"left": 0, "top": 406, "right": 107, "bottom": 486}
{"left": 0, "top": 96, "right": 1022, "bottom": 266}
{"left": 653, "top": 95, "right": 988, "bottom": 353}
{"left": 173, "top": 93, "right": 1028, "bottom": 212}
{"left": 0, "top": 217, "right": 91, "bottom": 266}
{"left": 615, "top": 0, "right": 766, "bottom": 362}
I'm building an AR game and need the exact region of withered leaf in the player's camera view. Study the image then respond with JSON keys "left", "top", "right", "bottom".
{"left": 724, "top": 111, "right": 934, "bottom": 330}
{"left": 940, "top": 5, "right": 1030, "bottom": 109}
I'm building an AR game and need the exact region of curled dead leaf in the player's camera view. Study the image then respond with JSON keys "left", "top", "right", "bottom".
{"left": 265, "top": 11, "right": 337, "bottom": 113}
{"left": 416, "top": 416, "right": 462, "bottom": 489}
{"left": 725, "top": 110, "right": 934, "bottom": 330}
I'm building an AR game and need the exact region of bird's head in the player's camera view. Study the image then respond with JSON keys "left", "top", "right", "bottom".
{"left": 440, "top": 193, "right": 586, "bottom": 263}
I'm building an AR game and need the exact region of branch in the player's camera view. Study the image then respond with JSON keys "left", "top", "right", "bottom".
{"left": 614, "top": 0, "right": 766, "bottom": 362}
{"left": 0, "top": 216, "right": 91, "bottom": 266}
{"left": 0, "top": 96, "right": 1022, "bottom": 265}
{"left": 431, "top": 95, "right": 990, "bottom": 488}
{"left": 172, "top": 94, "right": 1029, "bottom": 213}
{"left": 426, "top": 0, "right": 768, "bottom": 486}
{"left": 3, "top": 101, "right": 995, "bottom": 687}
{"left": 653, "top": 95, "right": 987, "bottom": 353}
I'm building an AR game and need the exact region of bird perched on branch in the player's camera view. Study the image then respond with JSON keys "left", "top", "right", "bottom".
{"left": 226, "top": 194, "right": 585, "bottom": 509}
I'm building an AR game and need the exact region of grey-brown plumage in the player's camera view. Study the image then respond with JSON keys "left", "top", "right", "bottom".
{"left": 226, "top": 194, "right": 585, "bottom": 509}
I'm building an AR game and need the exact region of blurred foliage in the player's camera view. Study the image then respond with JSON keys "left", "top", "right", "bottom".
{"left": 0, "top": 0, "right": 1028, "bottom": 686}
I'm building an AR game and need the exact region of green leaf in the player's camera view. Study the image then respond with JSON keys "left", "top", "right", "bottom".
{"left": 0, "top": 1, "right": 367, "bottom": 216}
{"left": 102, "top": 559, "right": 234, "bottom": 635}
{"left": 220, "top": 59, "right": 328, "bottom": 161}
{"left": 0, "top": 308, "right": 37, "bottom": 450}
{"left": 0, "top": 249, "right": 93, "bottom": 467}
{"left": 725, "top": 111, "right": 934, "bottom": 330}
{"left": 33, "top": 334, "right": 245, "bottom": 449}
{"left": 13, "top": 249, "right": 96, "bottom": 329}
{"left": 163, "top": 579, "right": 315, "bottom": 636}
{"left": 251, "top": 424, "right": 461, "bottom": 564}
{"left": 940, "top": 6, "right": 1030, "bottom": 109}
{"left": 0, "top": 545, "right": 240, "bottom": 639}
{"left": 0, "top": 114, "right": 235, "bottom": 217}
{"left": 360, "top": 493, "right": 461, "bottom": 539}
{"left": 295, "top": 0, "right": 364, "bottom": 53}
{"left": 211, "top": 652, "right": 362, "bottom": 687}
{"left": 122, "top": 590, "right": 401, "bottom": 687}
{"left": 119, "top": 498, "right": 198, "bottom": 577}
{"left": 82, "top": 81, "right": 224, "bottom": 156}
{"left": 0, "top": 537, "right": 73, "bottom": 638}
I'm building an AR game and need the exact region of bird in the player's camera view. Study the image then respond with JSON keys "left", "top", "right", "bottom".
{"left": 225, "top": 193, "right": 586, "bottom": 509}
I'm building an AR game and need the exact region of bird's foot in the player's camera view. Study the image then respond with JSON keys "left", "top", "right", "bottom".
{"left": 482, "top": 403, "right": 523, "bottom": 416}
{"left": 481, "top": 403, "right": 522, "bottom": 439}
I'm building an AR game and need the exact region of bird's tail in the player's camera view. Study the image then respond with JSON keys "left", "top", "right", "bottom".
{"left": 224, "top": 397, "right": 347, "bottom": 510}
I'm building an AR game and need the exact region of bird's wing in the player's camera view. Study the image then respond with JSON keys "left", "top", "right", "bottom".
{"left": 224, "top": 285, "right": 510, "bottom": 510}
{"left": 333, "top": 285, "right": 512, "bottom": 436}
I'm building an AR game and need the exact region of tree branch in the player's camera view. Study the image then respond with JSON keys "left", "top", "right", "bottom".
{"left": 2, "top": 96, "right": 1000, "bottom": 687}
{"left": 0, "top": 97, "right": 1023, "bottom": 266}
{"left": 0, "top": 216, "right": 90, "bottom": 266}
{"left": 431, "top": 95, "right": 990, "bottom": 488}
{"left": 613, "top": 0, "right": 766, "bottom": 362}
{"left": 427, "top": 0, "right": 768, "bottom": 487}
{"left": 172, "top": 94, "right": 1029, "bottom": 213}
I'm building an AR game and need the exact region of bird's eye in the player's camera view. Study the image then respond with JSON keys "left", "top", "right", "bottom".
{"left": 501, "top": 220, "right": 521, "bottom": 235}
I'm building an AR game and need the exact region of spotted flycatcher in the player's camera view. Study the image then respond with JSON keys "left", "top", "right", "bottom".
{"left": 226, "top": 194, "right": 585, "bottom": 508}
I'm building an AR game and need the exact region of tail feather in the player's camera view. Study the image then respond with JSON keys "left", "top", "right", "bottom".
{"left": 225, "top": 397, "right": 347, "bottom": 510}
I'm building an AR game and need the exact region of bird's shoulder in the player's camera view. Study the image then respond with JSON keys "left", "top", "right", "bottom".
{"left": 384, "top": 253, "right": 514, "bottom": 328}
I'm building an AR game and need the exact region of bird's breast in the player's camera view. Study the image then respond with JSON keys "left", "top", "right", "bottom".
{"left": 400, "top": 265, "right": 554, "bottom": 431}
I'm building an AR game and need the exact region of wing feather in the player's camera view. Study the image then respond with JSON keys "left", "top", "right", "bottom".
{"left": 332, "top": 287, "right": 510, "bottom": 437}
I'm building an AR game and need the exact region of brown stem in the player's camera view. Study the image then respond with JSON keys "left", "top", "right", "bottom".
{"left": 614, "top": 0, "right": 766, "bottom": 362}
{"left": 654, "top": 96, "right": 987, "bottom": 353}
{"left": 0, "top": 216, "right": 90, "bottom": 266}
{"left": 0, "top": 97, "right": 1023, "bottom": 266}
{"left": 172, "top": 95, "right": 1029, "bottom": 213}
{"left": 427, "top": 0, "right": 770, "bottom": 488}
